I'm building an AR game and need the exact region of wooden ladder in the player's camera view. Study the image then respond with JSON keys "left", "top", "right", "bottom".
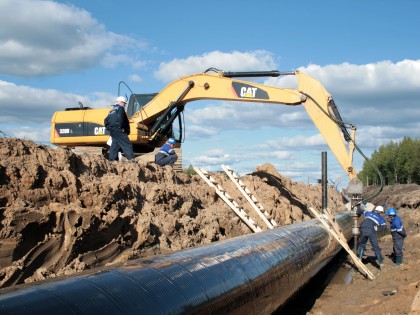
{"left": 309, "top": 207, "right": 375, "bottom": 280}
{"left": 194, "top": 166, "right": 262, "bottom": 233}
{"left": 221, "top": 164, "right": 277, "bottom": 229}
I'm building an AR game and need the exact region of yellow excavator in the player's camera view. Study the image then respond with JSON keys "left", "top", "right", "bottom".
{"left": 51, "top": 68, "right": 359, "bottom": 181}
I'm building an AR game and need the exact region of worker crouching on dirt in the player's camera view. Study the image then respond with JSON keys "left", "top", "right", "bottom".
{"left": 386, "top": 207, "right": 407, "bottom": 265}
{"left": 155, "top": 138, "right": 178, "bottom": 166}
{"left": 104, "top": 96, "right": 134, "bottom": 162}
{"left": 357, "top": 205, "right": 387, "bottom": 267}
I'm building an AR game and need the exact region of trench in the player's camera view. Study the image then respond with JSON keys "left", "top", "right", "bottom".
{"left": 275, "top": 246, "right": 352, "bottom": 314}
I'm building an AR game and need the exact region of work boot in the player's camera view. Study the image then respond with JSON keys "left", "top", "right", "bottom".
{"left": 377, "top": 255, "right": 384, "bottom": 268}
{"left": 357, "top": 248, "right": 364, "bottom": 259}
{"left": 395, "top": 256, "right": 403, "bottom": 265}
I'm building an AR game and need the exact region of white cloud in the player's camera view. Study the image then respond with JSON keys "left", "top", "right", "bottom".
{"left": 191, "top": 151, "right": 239, "bottom": 169}
{"left": 274, "top": 160, "right": 320, "bottom": 178}
{"left": 0, "top": 80, "right": 114, "bottom": 142}
{"left": 232, "top": 146, "right": 294, "bottom": 162}
{"left": 264, "top": 150, "right": 294, "bottom": 160}
{"left": 302, "top": 60, "right": 420, "bottom": 94}
{"left": 102, "top": 54, "right": 148, "bottom": 69}
{"left": 0, "top": 0, "right": 146, "bottom": 76}
{"left": 355, "top": 124, "right": 420, "bottom": 151}
{"left": 185, "top": 125, "right": 218, "bottom": 140}
{"left": 268, "top": 60, "right": 420, "bottom": 127}
{"left": 154, "top": 50, "right": 277, "bottom": 82}
{"left": 129, "top": 74, "right": 143, "bottom": 83}
{"left": 260, "top": 134, "right": 326, "bottom": 150}
{"left": 0, "top": 81, "right": 112, "bottom": 117}
{"left": 5, "top": 126, "right": 52, "bottom": 144}
{"left": 185, "top": 101, "right": 308, "bottom": 132}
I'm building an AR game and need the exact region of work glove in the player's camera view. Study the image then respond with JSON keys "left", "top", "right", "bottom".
{"left": 398, "top": 230, "right": 407, "bottom": 238}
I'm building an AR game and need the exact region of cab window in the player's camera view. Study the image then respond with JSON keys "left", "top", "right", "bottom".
{"left": 127, "top": 93, "right": 157, "bottom": 118}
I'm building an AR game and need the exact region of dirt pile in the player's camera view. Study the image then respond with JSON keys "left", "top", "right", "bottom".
{"left": 0, "top": 138, "right": 345, "bottom": 288}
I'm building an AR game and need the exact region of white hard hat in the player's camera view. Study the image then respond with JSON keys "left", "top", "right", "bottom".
{"left": 115, "top": 96, "right": 127, "bottom": 103}
{"left": 374, "top": 205, "right": 384, "bottom": 213}
{"left": 365, "top": 203, "right": 375, "bottom": 211}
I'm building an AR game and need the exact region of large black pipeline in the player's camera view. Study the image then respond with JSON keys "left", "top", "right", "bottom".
{"left": 0, "top": 212, "right": 352, "bottom": 315}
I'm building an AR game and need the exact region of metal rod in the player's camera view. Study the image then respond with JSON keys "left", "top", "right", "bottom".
{"left": 222, "top": 70, "right": 295, "bottom": 78}
{"left": 0, "top": 213, "right": 352, "bottom": 315}
{"left": 322, "top": 151, "right": 328, "bottom": 212}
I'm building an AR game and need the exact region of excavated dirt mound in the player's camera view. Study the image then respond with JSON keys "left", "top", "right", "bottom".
{"left": 0, "top": 138, "right": 345, "bottom": 288}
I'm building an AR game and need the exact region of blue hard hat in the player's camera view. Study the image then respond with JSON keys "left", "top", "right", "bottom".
{"left": 167, "top": 138, "right": 176, "bottom": 145}
{"left": 386, "top": 207, "right": 397, "bottom": 216}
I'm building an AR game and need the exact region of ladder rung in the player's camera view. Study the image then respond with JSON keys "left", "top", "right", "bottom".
{"left": 195, "top": 165, "right": 262, "bottom": 233}
{"left": 221, "top": 164, "right": 278, "bottom": 229}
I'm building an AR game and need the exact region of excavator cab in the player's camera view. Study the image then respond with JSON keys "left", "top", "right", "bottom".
{"left": 127, "top": 93, "right": 185, "bottom": 144}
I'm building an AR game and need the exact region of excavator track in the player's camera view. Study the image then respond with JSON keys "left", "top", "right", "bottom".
{"left": 74, "top": 146, "right": 106, "bottom": 156}
{"left": 73, "top": 146, "right": 182, "bottom": 172}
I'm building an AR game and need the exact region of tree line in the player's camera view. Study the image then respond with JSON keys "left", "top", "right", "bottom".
{"left": 359, "top": 137, "right": 420, "bottom": 185}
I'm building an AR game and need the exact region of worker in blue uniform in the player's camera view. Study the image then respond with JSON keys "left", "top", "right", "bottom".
{"left": 104, "top": 96, "right": 134, "bottom": 162}
{"left": 386, "top": 207, "right": 407, "bottom": 265}
{"left": 155, "top": 138, "right": 178, "bottom": 166}
{"left": 357, "top": 205, "right": 387, "bottom": 268}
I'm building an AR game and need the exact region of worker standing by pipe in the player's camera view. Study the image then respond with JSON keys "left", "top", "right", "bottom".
{"left": 386, "top": 207, "right": 407, "bottom": 266}
{"left": 357, "top": 205, "right": 387, "bottom": 268}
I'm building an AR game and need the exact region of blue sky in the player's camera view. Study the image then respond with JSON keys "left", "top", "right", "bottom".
{"left": 1, "top": 0, "right": 419, "bottom": 189}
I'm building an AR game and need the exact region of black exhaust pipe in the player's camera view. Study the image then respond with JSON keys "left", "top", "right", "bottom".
{"left": 322, "top": 151, "right": 328, "bottom": 212}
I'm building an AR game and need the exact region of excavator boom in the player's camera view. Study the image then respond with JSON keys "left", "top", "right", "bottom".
{"left": 131, "top": 70, "right": 358, "bottom": 179}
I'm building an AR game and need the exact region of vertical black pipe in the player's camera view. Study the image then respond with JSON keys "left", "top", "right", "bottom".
{"left": 322, "top": 151, "right": 327, "bottom": 211}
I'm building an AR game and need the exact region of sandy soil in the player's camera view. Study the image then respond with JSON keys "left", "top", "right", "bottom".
{"left": 0, "top": 138, "right": 419, "bottom": 314}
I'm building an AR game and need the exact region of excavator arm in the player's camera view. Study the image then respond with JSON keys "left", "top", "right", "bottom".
{"left": 131, "top": 69, "right": 358, "bottom": 179}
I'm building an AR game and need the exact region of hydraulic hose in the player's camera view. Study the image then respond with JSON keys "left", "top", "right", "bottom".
{"left": 300, "top": 91, "right": 384, "bottom": 204}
